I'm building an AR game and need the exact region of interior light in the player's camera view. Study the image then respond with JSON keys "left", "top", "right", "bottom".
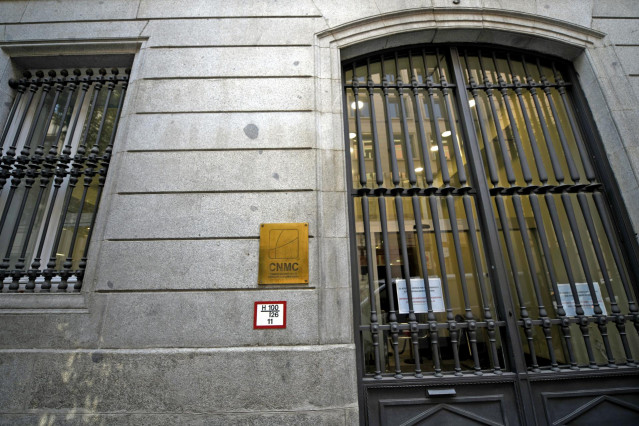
{"left": 431, "top": 146, "right": 439, "bottom": 152}
{"left": 350, "top": 100, "right": 364, "bottom": 110}
{"left": 441, "top": 130, "right": 452, "bottom": 137}
{"left": 349, "top": 132, "right": 357, "bottom": 139}
{"left": 350, "top": 147, "right": 354, "bottom": 153}
{"left": 469, "top": 99, "right": 476, "bottom": 107}
{"left": 415, "top": 167, "right": 424, "bottom": 172}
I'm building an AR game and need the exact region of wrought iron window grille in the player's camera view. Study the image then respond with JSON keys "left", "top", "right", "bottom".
{"left": 344, "top": 46, "right": 639, "bottom": 379}
{"left": 0, "top": 67, "right": 129, "bottom": 293}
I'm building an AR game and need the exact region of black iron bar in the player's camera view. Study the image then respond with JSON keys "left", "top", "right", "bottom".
{"left": 493, "top": 52, "right": 532, "bottom": 184}
{"left": 367, "top": 58, "right": 384, "bottom": 186}
{"left": 560, "top": 192, "right": 616, "bottom": 366}
{"left": 410, "top": 51, "right": 434, "bottom": 187}
{"left": 446, "top": 192, "right": 481, "bottom": 374}
{"left": 7, "top": 78, "right": 38, "bottom": 153}
{"left": 21, "top": 72, "right": 51, "bottom": 153}
{"left": 528, "top": 193, "right": 578, "bottom": 369}
{"left": 462, "top": 192, "right": 501, "bottom": 373}
{"left": 381, "top": 56, "right": 401, "bottom": 187}
{"left": 552, "top": 62, "right": 596, "bottom": 182}
{"left": 464, "top": 51, "right": 499, "bottom": 187}
{"left": 62, "top": 71, "right": 110, "bottom": 288}
{"left": 1, "top": 80, "right": 25, "bottom": 150}
{"left": 494, "top": 193, "right": 539, "bottom": 371}
{"left": 395, "top": 53, "right": 417, "bottom": 186}
{"left": 536, "top": 59, "right": 580, "bottom": 183}
{"left": 507, "top": 53, "right": 548, "bottom": 184}
{"left": 512, "top": 192, "right": 559, "bottom": 370}
{"left": 521, "top": 56, "right": 564, "bottom": 184}
{"left": 352, "top": 63, "right": 367, "bottom": 187}
{"left": 428, "top": 194, "right": 460, "bottom": 374}
{"left": 479, "top": 51, "right": 516, "bottom": 186}
{"left": 592, "top": 191, "right": 639, "bottom": 347}
{"left": 377, "top": 192, "right": 403, "bottom": 378}
{"left": 395, "top": 191, "right": 422, "bottom": 376}
{"left": 437, "top": 49, "right": 467, "bottom": 186}
{"left": 362, "top": 192, "right": 383, "bottom": 378}
{"left": 423, "top": 53, "right": 450, "bottom": 187}
{"left": 545, "top": 192, "right": 598, "bottom": 367}
{"left": 411, "top": 191, "right": 443, "bottom": 376}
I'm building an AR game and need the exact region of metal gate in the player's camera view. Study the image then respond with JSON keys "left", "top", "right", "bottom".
{"left": 343, "top": 45, "right": 639, "bottom": 425}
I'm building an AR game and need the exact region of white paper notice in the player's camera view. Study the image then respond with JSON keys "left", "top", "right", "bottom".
{"left": 396, "top": 278, "right": 445, "bottom": 314}
{"left": 557, "top": 282, "right": 607, "bottom": 316}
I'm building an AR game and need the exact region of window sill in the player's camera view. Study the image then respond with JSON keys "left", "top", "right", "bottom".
{"left": 0, "top": 292, "right": 88, "bottom": 314}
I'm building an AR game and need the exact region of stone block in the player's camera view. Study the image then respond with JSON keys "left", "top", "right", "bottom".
{"left": 317, "top": 111, "right": 346, "bottom": 151}
{"left": 319, "top": 286, "right": 354, "bottom": 344}
{"left": 319, "top": 148, "right": 347, "bottom": 192}
{"left": 0, "top": 1, "right": 28, "bottom": 23}
{"left": 593, "top": 0, "right": 639, "bottom": 18}
{"left": 20, "top": 0, "right": 139, "bottom": 22}
{"left": 319, "top": 237, "right": 352, "bottom": 288}
{"left": 319, "top": 191, "right": 349, "bottom": 239}
{"left": 482, "top": 0, "right": 535, "bottom": 14}
{"left": 99, "top": 290, "right": 320, "bottom": 348}
{"left": 134, "top": 78, "right": 315, "bottom": 113}
{"left": 0, "top": 410, "right": 356, "bottom": 426}
{"left": 139, "top": 47, "right": 314, "bottom": 79}
{"left": 122, "top": 112, "right": 315, "bottom": 151}
{"left": 0, "top": 345, "right": 357, "bottom": 413}
{"left": 535, "top": 0, "right": 593, "bottom": 28}
{"left": 102, "top": 192, "right": 317, "bottom": 240}
{"left": 3, "top": 21, "right": 147, "bottom": 42}
{"left": 93, "top": 238, "right": 318, "bottom": 291}
{"left": 143, "top": 18, "right": 321, "bottom": 47}
{"left": 115, "top": 150, "right": 316, "bottom": 193}
{"left": 592, "top": 19, "right": 639, "bottom": 45}
{"left": 137, "top": 0, "right": 320, "bottom": 18}
{"left": 615, "top": 46, "right": 639, "bottom": 76}
{"left": 310, "top": 0, "right": 380, "bottom": 28}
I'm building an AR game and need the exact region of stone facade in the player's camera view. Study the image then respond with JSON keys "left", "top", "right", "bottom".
{"left": 0, "top": 1, "right": 637, "bottom": 424}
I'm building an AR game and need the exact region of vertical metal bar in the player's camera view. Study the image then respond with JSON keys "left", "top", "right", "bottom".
{"left": 576, "top": 192, "right": 632, "bottom": 364}
{"left": 536, "top": 59, "right": 580, "bottom": 183}
{"left": 521, "top": 56, "right": 565, "bottom": 184}
{"left": 424, "top": 53, "right": 450, "bottom": 186}
{"left": 528, "top": 193, "right": 578, "bottom": 369}
{"left": 1, "top": 80, "right": 25, "bottom": 150}
{"left": 494, "top": 193, "right": 539, "bottom": 371}
{"left": 493, "top": 52, "right": 533, "bottom": 184}
{"left": 462, "top": 193, "right": 501, "bottom": 373}
{"left": 5, "top": 171, "right": 35, "bottom": 291}
{"left": 381, "top": 56, "right": 400, "bottom": 187}
{"left": 479, "top": 50, "right": 516, "bottom": 186}
{"left": 352, "top": 63, "right": 367, "bottom": 187}
{"left": 394, "top": 190, "right": 422, "bottom": 377}
{"left": 560, "top": 192, "right": 616, "bottom": 366}
{"left": 361, "top": 192, "right": 382, "bottom": 378}
{"left": 507, "top": 53, "right": 548, "bottom": 184}
{"left": 395, "top": 53, "right": 417, "bottom": 186}
{"left": 437, "top": 49, "right": 467, "bottom": 186}
{"left": 409, "top": 51, "right": 434, "bottom": 187}
{"left": 22, "top": 73, "right": 51, "bottom": 152}
{"left": 377, "top": 192, "right": 403, "bottom": 378}
{"left": 451, "top": 47, "right": 532, "bottom": 384}
{"left": 552, "top": 63, "right": 596, "bottom": 182}
{"left": 367, "top": 58, "right": 384, "bottom": 186}
{"left": 411, "top": 191, "right": 443, "bottom": 376}
{"left": 592, "top": 191, "right": 639, "bottom": 339}
{"left": 464, "top": 50, "right": 500, "bottom": 187}
{"left": 512, "top": 193, "right": 559, "bottom": 370}
{"left": 544, "top": 192, "right": 598, "bottom": 367}
{"left": 446, "top": 192, "right": 482, "bottom": 373}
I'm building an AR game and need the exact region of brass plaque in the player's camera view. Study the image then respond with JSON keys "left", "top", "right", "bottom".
{"left": 258, "top": 223, "right": 309, "bottom": 285}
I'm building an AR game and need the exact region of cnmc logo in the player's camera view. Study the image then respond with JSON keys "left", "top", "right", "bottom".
{"left": 268, "top": 229, "right": 300, "bottom": 272}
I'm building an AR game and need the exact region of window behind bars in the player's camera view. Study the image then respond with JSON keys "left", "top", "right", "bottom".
{"left": 0, "top": 68, "right": 128, "bottom": 292}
